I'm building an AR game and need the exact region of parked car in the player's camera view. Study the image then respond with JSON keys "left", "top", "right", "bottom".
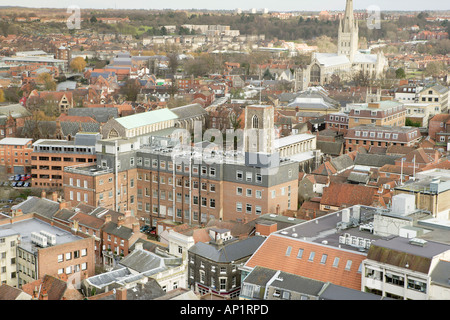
{"left": 140, "top": 225, "right": 150, "bottom": 233}
{"left": 11, "top": 182, "right": 17, "bottom": 187}
{"left": 14, "top": 175, "right": 21, "bottom": 181}
{"left": 17, "top": 181, "right": 23, "bottom": 187}
{"left": 3, "top": 181, "right": 9, "bottom": 187}
{"left": 8, "top": 176, "right": 14, "bottom": 181}
{"left": 23, "top": 182, "right": 30, "bottom": 188}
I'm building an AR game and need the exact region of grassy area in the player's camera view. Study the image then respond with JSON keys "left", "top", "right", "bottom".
{"left": 406, "top": 70, "right": 424, "bottom": 79}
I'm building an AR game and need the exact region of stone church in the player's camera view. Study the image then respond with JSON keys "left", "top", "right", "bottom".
{"left": 296, "top": 0, "right": 388, "bottom": 88}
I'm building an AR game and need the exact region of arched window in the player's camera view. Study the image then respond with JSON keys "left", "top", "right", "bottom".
{"left": 252, "top": 115, "right": 259, "bottom": 129}
{"left": 310, "top": 64, "right": 321, "bottom": 84}
{"left": 108, "top": 129, "right": 119, "bottom": 139}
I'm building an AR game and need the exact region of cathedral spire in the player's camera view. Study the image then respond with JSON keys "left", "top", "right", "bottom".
{"left": 343, "top": 0, "right": 354, "bottom": 33}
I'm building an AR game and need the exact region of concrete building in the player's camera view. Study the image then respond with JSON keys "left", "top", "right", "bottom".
{"left": 394, "top": 168, "right": 450, "bottom": 219}
{"left": 417, "top": 84, "right": 449, "bottom": 113}
{"left": 362, "top": 236, "right": 450, "bottom": 300}
{"left": 0, "top": 229, "right": 21, "bottom": 286}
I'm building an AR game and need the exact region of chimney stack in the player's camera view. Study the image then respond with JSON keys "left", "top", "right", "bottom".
{"left": 41, "top": 190, "right": 47, "bottom": 199}
{"left": 105, "top": 214, "right": 112, "bottom": 223}
{"left": 52, "top": 191, "right": 58, "bottom": 202}
{"left": 59, "top": 201, "right": 68, "bottom": 210}
{"left": 132, "top": 223, "right": 139, "bottom": 233}
{"left": 115, "top": 287, "right": 127, "bottom": 301}
{"left": 117, "top": 216, "right": 124, "bottom": 226}
{"left": 135, "top": 242, "right": 143, "bottom": 251}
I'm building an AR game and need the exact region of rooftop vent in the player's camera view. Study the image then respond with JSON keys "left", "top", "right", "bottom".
{"left": 409, "top": 238, "right": 427, "bottom": 247}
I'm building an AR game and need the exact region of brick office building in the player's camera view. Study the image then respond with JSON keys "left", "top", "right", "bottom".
{"left": 346, "top": 100, "right": 407, "bottom": 129}
{"left": 0, "top": 212, "right": 95, "bottom": 289}
{"left": 31, "top": 132, "right": 100, "bottom": 188}
{"left": 63, "top": 105, "right": 299, "bottom": 228}
{"left": 0, "top": 137, "right": 33, "bottom": 174}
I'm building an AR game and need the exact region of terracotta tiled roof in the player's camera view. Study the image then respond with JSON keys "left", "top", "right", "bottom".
{"left": 321, "top": 183, "right": 377, "bottom": 208}
{"left": 244, "top": 233, "right": 365, "bottom": 290}
{"left": 0, "top": 285, "right": 25, "bottom": 300}
{"left": 22, "top": 275, "right": 68, "bottom": 300}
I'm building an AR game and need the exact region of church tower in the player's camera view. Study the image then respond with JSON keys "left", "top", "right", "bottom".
{"left": 243, "top": 105, "right": 279, "bottom": 169}
{"left": 337, "top": 0, "right": 359, "bottom": 63}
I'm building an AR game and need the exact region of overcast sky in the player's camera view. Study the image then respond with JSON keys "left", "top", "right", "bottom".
{"left": 8, "top": 0, "right": 450, "bottom": 11}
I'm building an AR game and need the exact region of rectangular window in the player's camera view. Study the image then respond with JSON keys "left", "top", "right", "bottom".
{"left": 285, "top": 246, "right": 292, "bottom": 256}
{"left": 333, "top": 257, "right": 340, "bottom": 268}
{"left": 320, "top": 254, "right": 328, "bottom": 264}
{"left": 308, "top": 251, "right": 315, "bottom": 262}
{"left": 297, "top": 249, "right": 304, "bottom": 259}
{"left": 345, "top": 260, "right": 352, "bottom": 271}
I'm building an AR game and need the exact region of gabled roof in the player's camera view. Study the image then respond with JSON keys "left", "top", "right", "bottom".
{"left": 354, "top": 153, "right": 399, "bottom": 168}
{"left": 114, "top": 108, "right": 177, "bottom": 130}
{"left": 0, "top": 285, "right": 29, "bottom": 300}
{"left": 189, "top": 236, "right": 265, "bottom": 263}
{"left": 13, "top": 196, "right": 60, "bottom": 219}
{"left": 103, "top": 222, "right": 134, "bottom": 240}
{"left": 321, "top": 183, "right": 377, "bottom": 207}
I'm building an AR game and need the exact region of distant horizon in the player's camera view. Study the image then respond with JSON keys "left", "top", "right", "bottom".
{"left": 3, "top": 1, "right": 450, "bottom": 12}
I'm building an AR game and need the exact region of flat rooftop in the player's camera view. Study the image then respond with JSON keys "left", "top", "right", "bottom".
{"left": 0, "top": 218, "right": 82, "bottom": 253}
{"left": 273, "top": 206, "right": 382, "bottom": 254}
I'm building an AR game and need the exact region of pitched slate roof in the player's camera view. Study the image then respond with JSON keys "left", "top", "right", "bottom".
{"left": 189, "top": 236, "right": 265, "bottom": 263}
{"left": 60, "top": 121, "right": 101, "bottom": 137}
{"left": 68, "top": 107, "right": 118, "bottom": 123}
{"left": 170, "top": 103, "right": 207, "bottom": 120}
{"left": 330, "top": 154, "right": 354, "bottom": 172}
{"left": 316, "top": 141, "right": 343, "bottom": 156}
{"left": 13, "top": 196, "right": 60, "bottom": 219}
{"left": 354, "top": 153, "right": 399, "bottom": 168}
{"left": 103, "top": 222, "right": 134, "bottom": 240}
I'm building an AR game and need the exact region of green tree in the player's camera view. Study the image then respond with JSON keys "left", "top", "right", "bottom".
{"left": 395, "top": 68, "right": 406, "bottom": 79}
